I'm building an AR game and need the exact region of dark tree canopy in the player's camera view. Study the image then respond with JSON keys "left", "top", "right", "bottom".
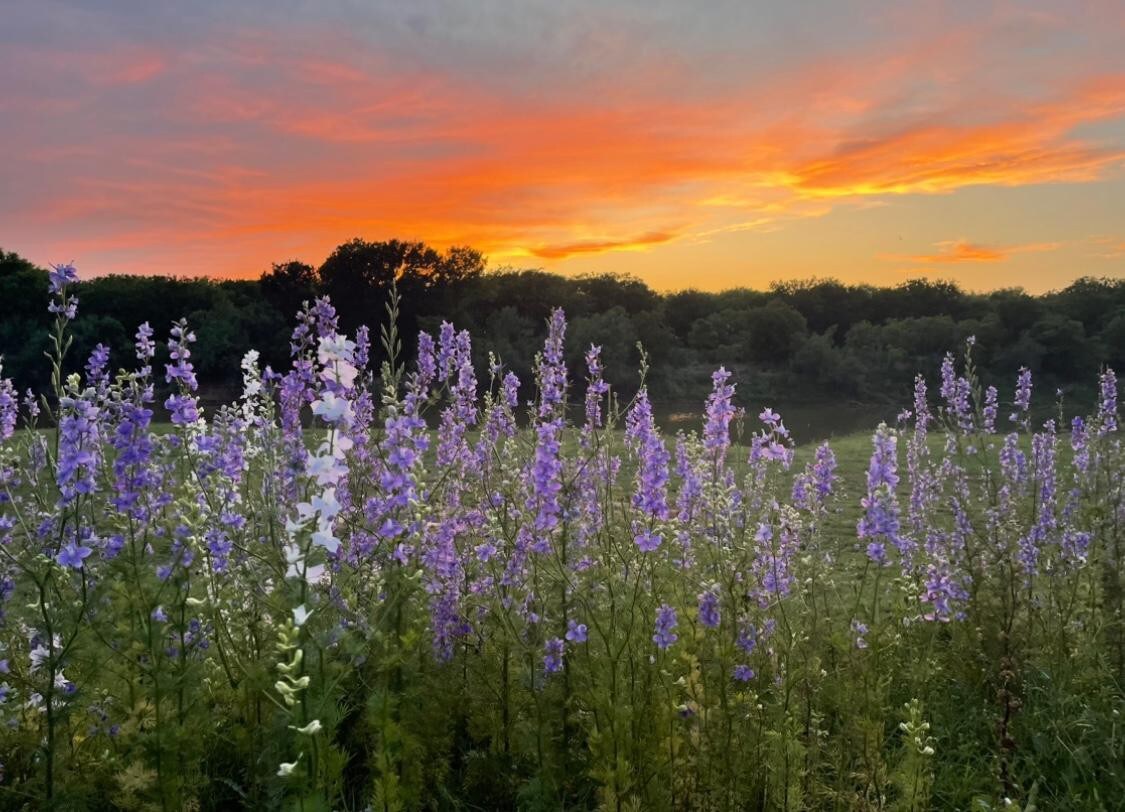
{"left": 0, "top": 243, "right": 1119, "bottom": 412}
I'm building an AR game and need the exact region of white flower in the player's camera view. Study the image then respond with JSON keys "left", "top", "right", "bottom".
{"left": 311, "top": 392, "right": 352, "bottom": 425}
{"left": 277, "top": 755, "right": 301, "bottom": 777}
{"left": 292, "top": 605, "right": 313, "bottom": 628}
{"left": 317, "top": 334, "right": 355, "bottom": 365}
{"left": 29, "top": 644, "right": 49, "bottom": 672}
{"left": 311, "top": 524, "right": 341, "bottom": 554}
{"left": 306, "top": 452, "right": 345, "bottom": 486}
{"left": 311, "top": 488, "right": 341, "bottom": 521}
{"left": 291, "top": 719, "right": 323, "bottom": 735}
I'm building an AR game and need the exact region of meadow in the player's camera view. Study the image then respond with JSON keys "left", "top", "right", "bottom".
{"left": 0, "top": 265, "right": 1121, "bottom": 811}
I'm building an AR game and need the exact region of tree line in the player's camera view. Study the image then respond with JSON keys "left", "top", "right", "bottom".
{"left": 2, "top": 241, "right": 1122, "bottom": 409}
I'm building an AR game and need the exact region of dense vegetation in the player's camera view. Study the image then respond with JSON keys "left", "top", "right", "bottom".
{"left": 0, "top": 265, "right": 1121, "bottom": 810}
{"left": 2, "top": 244, "right": 1122, "bottom": 414}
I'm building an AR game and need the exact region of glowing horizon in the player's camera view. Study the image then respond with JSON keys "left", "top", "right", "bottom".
{"left": 2, "top": 1, "right": 1124, "bottom": 293}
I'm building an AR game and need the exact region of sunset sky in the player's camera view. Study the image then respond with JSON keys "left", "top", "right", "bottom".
{"left": 2, "top": 1, "right": 1124, "bottom": 292}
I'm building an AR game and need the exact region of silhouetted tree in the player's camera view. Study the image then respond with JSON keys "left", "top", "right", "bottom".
{"left": 260, "top": 260, "right": 319, "bottom": 320}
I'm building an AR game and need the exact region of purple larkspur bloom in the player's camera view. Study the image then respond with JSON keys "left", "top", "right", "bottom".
{"left": 48, "top": 262, "right": 79, "bottom": 294}
{"left": 653, "top": 603, "right": 678, "bottom": 650}
{"left": 584, "top": 345, "right": 609, "bottom": 429}
{"left": 857, "top": 424, "right": 909, "bottom": 568}
{"left": 56, "top": 541, "right": 92, "bottom": 570}
{"left": 164, "top": 320, "right": 200, "bottom": 425}
{"left": 85, "top": 343, "right": 110, "bottom": 391}
{"left": 1098, "top": 368, "right": 1118, "bottom": 435}
{"left": 703, "top": 367, "right": 736, "bottom": 462}
{"left": 697, "top": 589, "right": 720, "bottom": 629}
{"left": 982, "top": 385, "right": 999, "bottom": 434}
{"left": 1018, "top": 423, "right": 1057, "bottom": 577}
{"left": 0, "top": 374, "right": 16, "bottom": 441}
{"left": 732, "top": 664, "right": 755, "bottom": 682}
{"left": 851, "top": 619, "right": 869, "bottom": 649}
{"left": 543, "top": 637, "right": 564, "bottom": 675}
{"left": 792, "top": 441, "right": 837, "bottom": 511}
{"left": 566, "top": 619, "right": 588, "bottom": 643}
{"left": 626, "top": 388, "right": 670, "bottom": 550}
{"left": 57, "top": 394, "right": 101, "bottom": 502}
{"left": 1012, "top": 367, "right": 1032, "bottom": 425}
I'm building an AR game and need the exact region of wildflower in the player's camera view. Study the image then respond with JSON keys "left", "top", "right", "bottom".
{"left": 653, "top": 604, "right": 678, "bottom": 650}
{"left": 857, "top": 424, "right": 908, "bottom": 569}
{"left": 732, "top": 664, "right": 755, "bottom": 682}
{"left": 292, "top": 605, "right": 313, "bottom": 627}
{"left": 565, "top": 619, "right": 588, "bottom": 643}
{"left": 627, "top": 388, "right": 670, "bottom": 548}
{"left": 698, "top": 589, "right": 721, "bottom": 629}
{"left": 47, "top": 262, "right": 79, "bottom": 294}
{"left": 29, "top": 644, "right": 50, "bottom": 671}
{"left": 704, "top": 367, "right": 736, "bottom": 461}
{"left": 277, "top": 756, "right": 301, "bottom": 777}
{"left": 851, "top": 619, "right": 869, "bottom": 649}
{"left": 291, "top": 719, "right": 322, "bottom": 735}
{"left": 1098, "top": 368, "right": 1118, "bottom": 434}
{"left": 1011, "top": 367, "right": 1032, "bottom": 425}
{"left": 543, "top": 637, "right": 564, "bottom": 675}
{"left": 56, "top": 541, "right": 92, "bottom": 570}
{"left": 57, "top": 394, "right": 101, "bottom": 502}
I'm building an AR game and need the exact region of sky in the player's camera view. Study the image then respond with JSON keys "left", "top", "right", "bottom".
{"left": 2, "top": 0, "right": 1124, "bottom": 292}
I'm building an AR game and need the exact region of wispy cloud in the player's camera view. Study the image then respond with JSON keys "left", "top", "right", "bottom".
{"left": 880, "top": 239, "right": 1063, "bottom": 264}
{"left": 0, "top": 2, "right": 1123, "bottom": 289}
{"left": 527, "top": 230, "right": 678, "bottom": 259}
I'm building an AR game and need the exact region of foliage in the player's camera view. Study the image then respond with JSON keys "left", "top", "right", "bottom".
{"left": 2, "top": 246, "right": 1123, "bottom": 417}
{"left": 0, "top": 266, "right": 1122, "bottom": 810}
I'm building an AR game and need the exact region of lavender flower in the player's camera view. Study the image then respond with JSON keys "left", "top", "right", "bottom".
{"left": 626, "top": 388, "right": 670, "bottom": 551}
{"left": 703, "top": 367, "right": 736, "bottom": 463}
{"left": 565, "top": 619, "right": 588, "bottom": 643}
{"left": 857, "top": 424, "right": 908, "bottom": 568}
{"left": 653, "top": 604, "right": 678, "bottom": 650}
{"left": 1012, "top": 367, "right": 1032, "bottom": 426}
{"left": 543, "top": 637, "right": 564, "bottom": 675}
{"left": 697, "top": 589, "right": 720, "bottom": 629}
{"left": 56, "top": 541, "right": 92, "bottom": 570}
{"left": 1098, "top": 368, "right": 1118, "bottom": 435}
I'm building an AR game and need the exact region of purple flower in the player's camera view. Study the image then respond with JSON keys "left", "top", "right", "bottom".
{"left": 851, "top": 619, "right": 869, "bottom": 649}
{"left": 857, "top": 424, "right": 909, "bottom": 569}
{"left": 626, "top": 388, "right": 670, "bottom": 532}
{"left": 653, "top": 603, "right": 678, "bottom": 650}
{"left": 543, "top": 637, "right": 564, "bottom": 675}
{"left": 57, "top": 394, "right": 101, "bottom": 502}
{"left": 0, "top": 373, "right": 16, "bottom": 441}
{"left": 584, "top": 345, "right": 610, "bottom": 429}
{"left": 48, "top": 262, "right": 80, "bottom": 294}
{"left": 1012, "top": 367, "right": 1032, "bottom": 425}
{"left": 56, "top": 542, "right": 92, "bottom": 570}
{"left": 634, "top": 528, "right": 663, "bottom": 553}
{"left": 732, "top": 664, "right": 755, "bottom": 682}
{"left": 697, "top": 589, "right": 720, "bottom": 629}
{"left": 1098, "top": 368, "right": 1118, "bottom": 435}
{"left": 792, "top": 442, "right": 837, "bottom": 511}
{"left": 982, "top": 385, "right": 999, "bottom": 434}
{"left": 85, "top": 343, "right": 110, "bottom": 391}
{"left": 135, "top": 322, "right": 155, "bottom": 366}
{"left": 704, "top": 367, "right": 736, "bottom": 460}
{"left": 565, "top": 619, "right": 588, "bottom": 643}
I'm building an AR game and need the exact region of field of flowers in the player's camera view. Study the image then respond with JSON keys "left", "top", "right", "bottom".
{"left": 0, "top": 265, "right": 1121, "bottom": 811}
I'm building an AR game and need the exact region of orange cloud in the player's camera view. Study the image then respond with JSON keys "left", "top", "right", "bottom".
{"left": 881, "top": 240, "right": 1062, "bottom": 264}
{"left": 528, "top": 231, "right": 679, "bottom": 259}
{"left": 3, "top": 17, "right": 1124, "bottom": 289}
